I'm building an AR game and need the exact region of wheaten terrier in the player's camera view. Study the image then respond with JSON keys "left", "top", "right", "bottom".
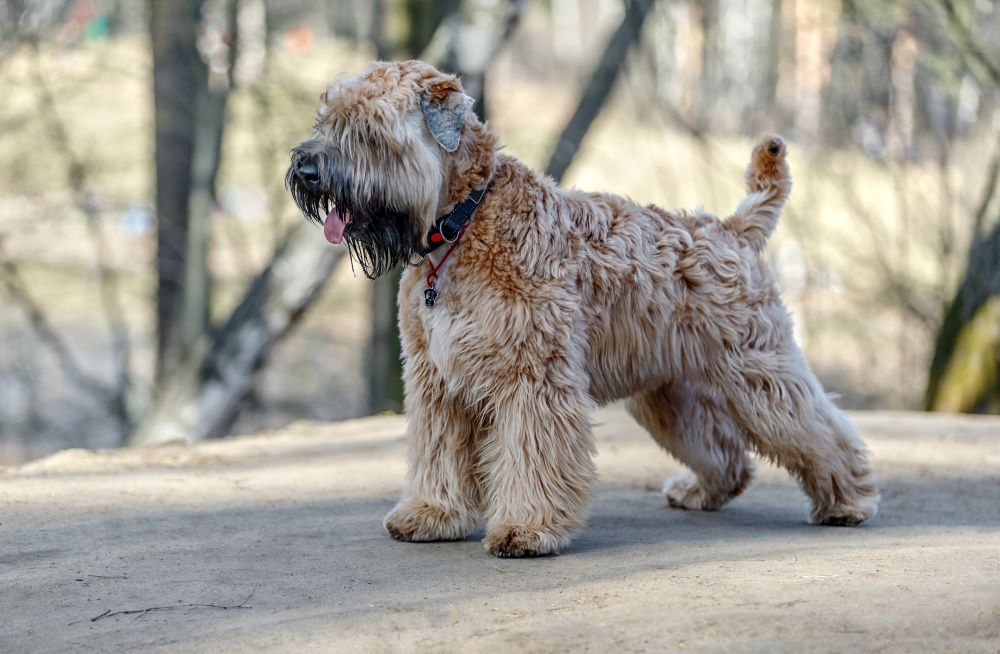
{"left": 286, "top": 60, "right": 880, "bottom": 558}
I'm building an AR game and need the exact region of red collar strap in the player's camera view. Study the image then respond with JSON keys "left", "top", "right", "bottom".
{"left": 423, "top": 225, "right": 468, "bottom": 308}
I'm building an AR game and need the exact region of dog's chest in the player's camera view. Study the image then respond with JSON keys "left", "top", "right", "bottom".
{"left": 424, "top": 310, "right": 464, "bottom": 380}
{"left": 401, "top": 268, "right": 476, "bottom": 385}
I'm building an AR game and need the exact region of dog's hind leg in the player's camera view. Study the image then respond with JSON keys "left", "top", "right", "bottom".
{"left": 713, "top": 341, "right": 880, "bottom": 526}
{"left": 627, "top": 382, "right": 754, "bottom": 511}
{"left": 383, "top": 346, "right": 482, "bottom": 543}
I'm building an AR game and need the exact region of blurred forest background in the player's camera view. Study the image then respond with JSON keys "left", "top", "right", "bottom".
{"left": 1, "top": 0, "right": 998, "bottom": 464}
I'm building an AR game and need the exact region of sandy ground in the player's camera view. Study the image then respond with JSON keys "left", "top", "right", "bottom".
{"left": 1, "top": 407, "right": 999, "bottom": 653}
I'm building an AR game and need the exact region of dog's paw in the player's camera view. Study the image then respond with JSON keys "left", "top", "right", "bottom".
{"left": 810, "top": 491, "right": 880, "bottom": 527}
{"left": 808, "top": 467, "right": 880, "bottom": 527}
{"left": 483, "top": 525, "right": 565, "bottom": 558}
{"left": 663, "top": 470, "right": 720, "bottom": 511}
{"left": 383, "top": 499, "right": 471, "bottom": 542}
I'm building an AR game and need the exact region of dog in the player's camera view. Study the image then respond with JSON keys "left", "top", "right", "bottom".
{"left": 286, "top": 60, "right": 880, "bottom": 558}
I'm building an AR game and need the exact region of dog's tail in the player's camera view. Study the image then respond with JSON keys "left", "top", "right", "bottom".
{"left": 724, "top": 135, "right": 791, "bottom": 253}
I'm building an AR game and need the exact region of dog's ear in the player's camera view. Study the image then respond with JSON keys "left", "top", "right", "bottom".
{"left": 420, "top": 86, "right": 474, "bottom": 153}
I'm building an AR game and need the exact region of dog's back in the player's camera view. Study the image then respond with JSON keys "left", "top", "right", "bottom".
{"left": 461, "top": 141, "right": 792, "bottom": 404}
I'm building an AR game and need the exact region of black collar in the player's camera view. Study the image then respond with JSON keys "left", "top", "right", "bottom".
{"left": 417, "top": 185, "right": 488, "bottom": 256}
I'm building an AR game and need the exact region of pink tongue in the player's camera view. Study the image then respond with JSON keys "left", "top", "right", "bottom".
{"left": 323, "top": 208, "right": 350, "bottom": 245}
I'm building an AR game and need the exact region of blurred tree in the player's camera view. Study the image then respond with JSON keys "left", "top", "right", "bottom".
{"left": 183, "top": 0, "right": 237, "bottom": 364}
{"left": 150, "top": 0, "right": 204, "bottom": 382}
{"left": 924, "top": 0, "right": 1000, "bottom": 413}
{"left": 925, "top": 136, "right": 1000, "bottom": 413}
{"left": 129, "top": 224, "right": 346, "bottom": 444}
{"left": 151, "top": 0, "right": 236, "bottom": 383}
{"left": 822, "top": 1, "right": 894, "bottom": 154}
{"left": 695, "top": 0, "right": 720, "bottom": 134}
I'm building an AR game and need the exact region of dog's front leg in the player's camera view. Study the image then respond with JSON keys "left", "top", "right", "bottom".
{"left": 479, "top": 352, "right": 597, "bottom": 558}
{"left": 383, "top": 348, "right": 481, "bottom": 542}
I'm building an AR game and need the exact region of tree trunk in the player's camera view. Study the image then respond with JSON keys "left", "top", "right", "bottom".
{"left": 925, "top": 220, "right": 1000, "bottom": 413}
{"left": 368, "top": 272, "right": 404, "bottom": 413}
{"left": 402, "top": 0, "right": 461, "bottom": 58}
{"left": 129, "top": 224, "right": 345, "bottom": 445}
{"left": 151, "top": 0, "right": 204, "bottom": 382}
{"left": 543, "top": 0, "right": 655, "bottom": 182}
{"left": 182, "top": 0, "right": 237, "bottom": 357}
{"left": 923, "top": 1, "right": 1000, "bottom": 413}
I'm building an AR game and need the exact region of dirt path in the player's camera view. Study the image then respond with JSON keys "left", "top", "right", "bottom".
{"left": 2, "top": 408, "right": 999, "bottom": 653}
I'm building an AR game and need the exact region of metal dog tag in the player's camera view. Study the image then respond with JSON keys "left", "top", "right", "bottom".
{"left": 424, "top": 286, "right": 438, "bottom": 308}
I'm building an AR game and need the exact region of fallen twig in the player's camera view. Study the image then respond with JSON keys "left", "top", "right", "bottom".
{"left": 89, "top": 585, "right": 256, "bottom": 622}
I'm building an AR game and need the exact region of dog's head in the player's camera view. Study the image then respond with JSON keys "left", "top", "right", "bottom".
{"left": 286, "top": 60, "right": 489, "bottom": 278}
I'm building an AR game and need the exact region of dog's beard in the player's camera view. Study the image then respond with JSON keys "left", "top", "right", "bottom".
{"left": 342, "top": 209, "right": 420, "bottom": 279}
{"left": 284, "top": 170, "right": 329, "bottom": 226}
{"left": 285, "top": 160, "right": 421, "bottom": 279}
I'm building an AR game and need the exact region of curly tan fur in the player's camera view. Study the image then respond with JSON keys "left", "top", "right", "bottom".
{"left": 289, "top": 61, "right": 880, "bottom": 558}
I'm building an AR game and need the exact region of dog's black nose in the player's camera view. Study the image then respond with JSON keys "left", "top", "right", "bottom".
{"left": 294, "top": 156, "right": 320, "bottom": 188}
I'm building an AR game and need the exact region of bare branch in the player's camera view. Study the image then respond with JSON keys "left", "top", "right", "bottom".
{"left": 419, "top": 0, "right": 525, "bottom": 103}
{"left": 544, "top": 0, "right": 656, "bottom": 182}
{"left": 939, "top": 0, "right": 1000, "bottom": 87}
{"left": 839, "top": 169, "right": 940, "bottom": 328}
{"left": 0, "top": 255, "right": 111, "bottom": 400}
{"left": 971, "top": 130, "right": 1000, "bottom": 242}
